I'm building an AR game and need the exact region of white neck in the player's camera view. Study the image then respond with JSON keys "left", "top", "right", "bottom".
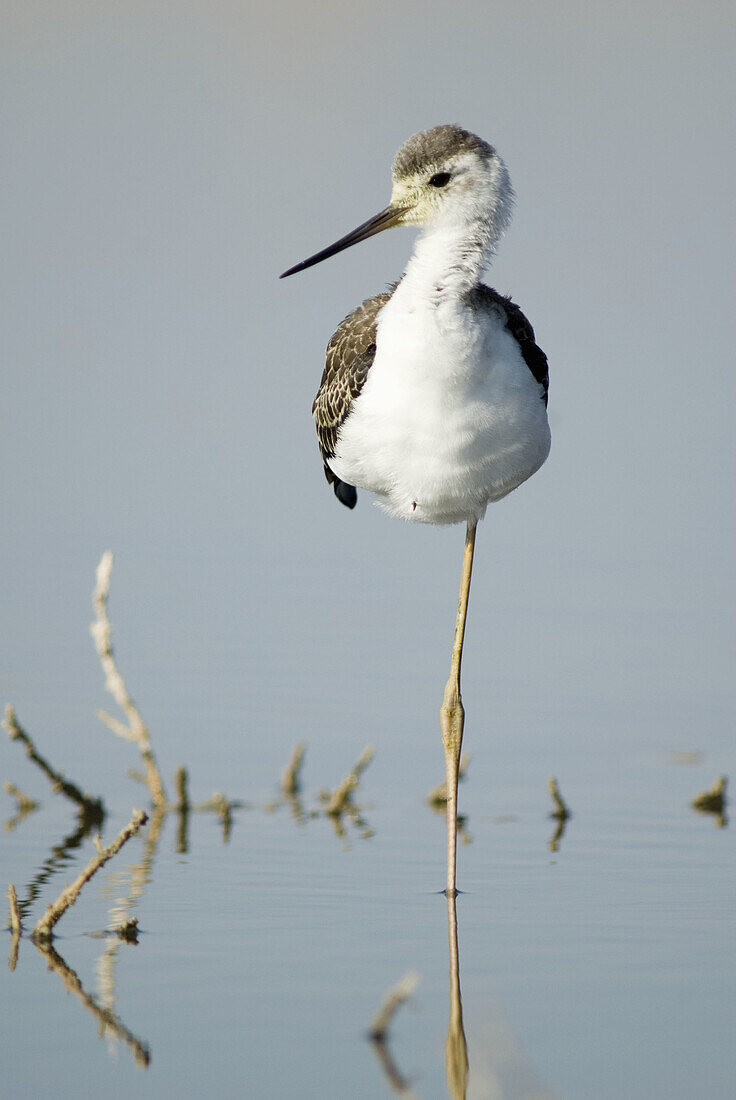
{"left": 402, "top": 218, "right": 496, "bottom": 300}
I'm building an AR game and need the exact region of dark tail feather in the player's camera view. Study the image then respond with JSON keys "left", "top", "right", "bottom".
{"left": 333, "top": 479, "right": 357, "bottom": 509}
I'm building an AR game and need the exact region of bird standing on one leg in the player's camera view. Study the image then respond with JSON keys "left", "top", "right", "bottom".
{"left": 281, "top": 124, "right": 550, "bottom": 897}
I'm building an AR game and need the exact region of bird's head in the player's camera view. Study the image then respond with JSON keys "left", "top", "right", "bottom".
{"left": 280, "top": 124, "right": 513, "bottom": 279}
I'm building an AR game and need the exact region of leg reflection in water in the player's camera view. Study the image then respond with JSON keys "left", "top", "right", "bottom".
{"left": 445, "top": 892, "right": 469, "bottom": 1100}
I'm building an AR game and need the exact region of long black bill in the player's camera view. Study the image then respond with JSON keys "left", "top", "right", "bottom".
{"left": 280, "top": 206, "right": 403, "bottom": 278}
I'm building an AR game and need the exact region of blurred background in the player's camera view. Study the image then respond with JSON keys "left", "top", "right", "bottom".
{"left": 2, "top": 3, "right": 734, "bottom": 1097}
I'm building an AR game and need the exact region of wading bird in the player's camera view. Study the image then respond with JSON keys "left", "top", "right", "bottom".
{"left": 281, "top": 125, "right": 550, "bottom": 896}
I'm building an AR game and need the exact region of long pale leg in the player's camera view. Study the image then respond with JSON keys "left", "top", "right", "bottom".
{"left": 440, "top": 519, "right": 477, "bottom": 897}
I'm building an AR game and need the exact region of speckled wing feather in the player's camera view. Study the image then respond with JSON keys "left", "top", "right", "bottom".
{"left": 312, "top": 287, "right": 396, "bottom": 508}
{"left": 474, "top": 286, "right": 549, "bottom": 405}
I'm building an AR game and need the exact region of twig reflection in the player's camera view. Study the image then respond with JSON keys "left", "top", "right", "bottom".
{"left": 7, "top": 884, "right": 22, "bottom": 971}
{"left": 35, "top": 939, "right": 150, "bottom": 1068}
{"left": 4, "top": 782, "right": 40, "bottom": 832}
{"left": 547, "top": 776, "right": 572, "bottom": 852}
{"left": 368, "top": 971, "right": 420, "bottom": 1097}
{"left": 370, "top": 1034, "right": 419, "bottom": 1098}
{"left": 14, "top": 803, "right": 105, "bottom": 925}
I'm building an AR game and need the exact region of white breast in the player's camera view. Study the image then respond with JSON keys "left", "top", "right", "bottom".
{"left": 328, "top": 286, "right": 550, "bottom": 526}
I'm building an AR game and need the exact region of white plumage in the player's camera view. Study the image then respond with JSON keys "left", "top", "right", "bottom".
{"left": 330, "top": 246, "right": 550, "bottom": 525}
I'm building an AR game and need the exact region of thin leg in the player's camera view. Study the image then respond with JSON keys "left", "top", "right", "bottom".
{"left": 440, "top": 519, "right": 477, "bottom": 897}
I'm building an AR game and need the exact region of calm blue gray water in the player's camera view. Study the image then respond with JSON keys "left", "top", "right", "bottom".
{"left": 3, "top": 3, "right": 734, "bottom": 1097}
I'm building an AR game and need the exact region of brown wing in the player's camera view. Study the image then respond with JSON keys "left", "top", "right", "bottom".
{"left": 312, "top": 287, "right": 396, "bottom": 507}
{"left": 474, "top": 285, "right": 549, "bottom": 405}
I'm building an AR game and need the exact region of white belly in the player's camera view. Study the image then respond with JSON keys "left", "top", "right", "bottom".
{"left": 328, "top": 293, "right": 550, "bottom": 525}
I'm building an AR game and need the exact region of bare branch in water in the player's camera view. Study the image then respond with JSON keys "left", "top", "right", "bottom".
{"left": 33, "top": 809, "right": 148, "bottom": 941}
{"left": 173, "top": 766, "right": 190, "bottom": 812}
{"left": 90, "top": 552, "right": 166, "bottom": 806}
{"left": 4, "top": 705, "right": 104, "bottom": 819}
{"left": 326, "top": 745, "right": 374, "bottom": 816}
{"left": 692, "top": 775, "right": 727, "bottom": 813}
{"left": 281, "top": 743, "right": 307, "bottom": 796}
{"left": 548, "top": 777, "right": 571, "bottom": 820}
{"left": 692, "top": 775, "right": 728, "bottom": 827}
{"left": 195, "top": 792, "right": 246, "bottom": 844}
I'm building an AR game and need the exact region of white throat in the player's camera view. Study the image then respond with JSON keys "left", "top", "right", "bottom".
{"left": 403, "top": 220, "right": 494, "bottom": 299}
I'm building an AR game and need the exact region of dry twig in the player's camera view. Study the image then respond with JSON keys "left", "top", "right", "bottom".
{"left": 195, "top": 792, "right": 246, "bottom": 843}
{"left": 325, "top": 745, "right": 374, "bottom": 816}
{"left": 173, "top": 766, "right": 190, "bottom": 812}
{"left": 90, "top": 552, "right": 166, "bottom": 806}
{"left": 692, "top": 775, "right": 727, "bottom": 814}
{"left": 548, "top": 776, "right": 571, "bottom": 820}
{"left": 33, "top": 809, "right": 148, "bottom": 941}
{"left": 4, "top": 705, "right": 103, "bottom": 817}
{"left": 281, "top": 743, "right": 307, "bottom": 796}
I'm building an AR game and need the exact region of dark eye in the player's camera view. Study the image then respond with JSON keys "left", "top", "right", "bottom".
{"left": 428, "top": 172, "right": 452, "bottom": 188}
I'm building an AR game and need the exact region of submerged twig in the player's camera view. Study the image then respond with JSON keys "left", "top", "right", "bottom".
{"left": 195, "top": 792, "right": 246, "bottom": 844}
{"left": 281, "top": 743, "right": 307, "bottom": 796}
{"left": 33, "top": 809, "right": 148, "bottom": 941}
{"left": 368, "top": 970, "right": 420, "bottom": 1042}
{"left": 116, "top": 918, "right": 139, "bottom": 943}
{"left": 691, "top": 776, "right": 728, "bottom": 826}
{"left": 325, "top": 745, "right": 374, "bottom": 816}
{"left": 691, "top": 775, "right": 727, "bottom": 813}
{"left": 3, "top": 705, "right": 103, "bottom": 818}
{"left": 548, "top": 777, "right": 571, "bottom": 820}
{"left": 90, "top": 552, "right": 166, "bottom": 806}
{"left": 173, "top": 766, "right": 190, "bottom": 812}
{"left": 172, "top": 767, "right": 191, "bottom": 852}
